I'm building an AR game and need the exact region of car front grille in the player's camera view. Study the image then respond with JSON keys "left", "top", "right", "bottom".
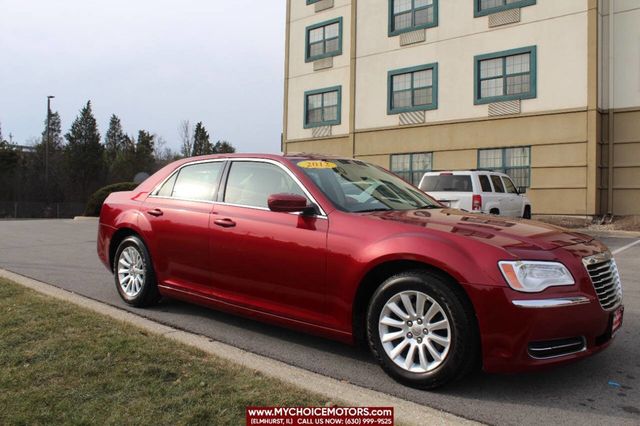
{"left": 582, "top": 252, "right": 623, "bottom": 311}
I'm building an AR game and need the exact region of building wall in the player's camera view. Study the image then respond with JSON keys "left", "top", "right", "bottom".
{"left": 598, "top": 0, "right": 640, "bottom": 215}
{"left": 355, "top": 0, "right": 589, "bottom": 129}
{"left": 284, "top": 0, "right": 639, "bottom": 215}
{"left": 286, "top": 1, "right": 352, "bottom": 142}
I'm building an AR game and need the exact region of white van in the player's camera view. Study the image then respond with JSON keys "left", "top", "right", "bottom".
{"left": 418, "top": 171, "right": 532, "bottom": 218}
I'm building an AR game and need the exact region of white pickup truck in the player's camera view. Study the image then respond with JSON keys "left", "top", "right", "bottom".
{"left": 418, "top": 170, "right": 532, "bottom": 219}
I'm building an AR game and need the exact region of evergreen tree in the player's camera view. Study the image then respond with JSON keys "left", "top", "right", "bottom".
{"left": 31, "top": 111, "right": 66, "bottom": 202}
{"left": 41, "top": 111, "right": 64, "bottom": 149}
{"left": 109, "top": 134, "right": 137, "bottom": 183}
{"left": 0, "top": 120, "right": 3, "bottom": 143}
{"left": 0, "top": 139, "right": 20, "bottom": 200}
{"left": 213, "top": 140, "right": 236, "bottom": 153}
{"left": 135, "top": 130, "right": 156, "bottom": 173}
{"left": 191, "top": 122, "right": 212, "bottom": 156}
{"left": 105, "top": 114, "right": 127, "bottom": 162}
{"left": 64, "top": 101, "right": 105, "bottom": 201}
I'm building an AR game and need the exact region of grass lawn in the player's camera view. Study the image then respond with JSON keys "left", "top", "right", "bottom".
{"left": 0, "top": 279, "right": 330, "bottom": 425}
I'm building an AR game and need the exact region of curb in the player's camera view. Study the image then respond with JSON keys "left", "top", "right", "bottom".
{"left": 73, "top": 216, "right": 99, "bottom": 221}
{"left": 0, "top": 268, "right": 480, "bottom": 426}
{"left": 576, "top": 229, "right": 640, "bottom": 238}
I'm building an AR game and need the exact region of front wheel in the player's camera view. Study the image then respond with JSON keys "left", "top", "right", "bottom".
{"left": 366, "top": 270, "right": 478, "bottom": 389}
{"left": 113, "top": 235, "right": 160, "bottom": 307}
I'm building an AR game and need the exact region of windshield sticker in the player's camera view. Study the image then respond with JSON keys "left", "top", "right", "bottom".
{"left": 297, "top": 160, "right": 337, "bottom": 169}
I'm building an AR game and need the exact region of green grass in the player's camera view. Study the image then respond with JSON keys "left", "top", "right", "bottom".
{"left": 0, "top": 279, "right": 330, "bottom": 425}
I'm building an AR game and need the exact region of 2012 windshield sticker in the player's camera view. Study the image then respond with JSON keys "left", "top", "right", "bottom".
{"left": 297, "top": 161, "right": 337, "bottom": 169}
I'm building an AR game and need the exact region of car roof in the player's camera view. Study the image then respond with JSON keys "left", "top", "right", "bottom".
{"left": 175, "top": 152, "right": 351, "bottom": 163}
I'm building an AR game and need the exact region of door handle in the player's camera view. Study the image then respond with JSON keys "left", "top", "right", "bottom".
{"left": 147, "top": 208, "right": 163, "bottom": 217}
{"left": 214, "top": 218, "right": 236, "bottom": 228}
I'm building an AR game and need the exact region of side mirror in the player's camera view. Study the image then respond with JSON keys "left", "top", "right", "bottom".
{"left": 267, "top": 193, "right": 314, "bottom": 214}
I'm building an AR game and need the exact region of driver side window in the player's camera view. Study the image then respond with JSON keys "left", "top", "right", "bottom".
{"left": 224, "top": 161, "right": 308, "bottom": 209}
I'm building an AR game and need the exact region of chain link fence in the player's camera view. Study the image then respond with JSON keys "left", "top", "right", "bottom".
{"left": 0, "top": 201, "right": 86, "bottom": 219}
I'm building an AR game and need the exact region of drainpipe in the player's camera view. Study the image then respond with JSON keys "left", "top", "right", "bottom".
{"left": 607, "top": 0, "right": 615, "bottom": 215}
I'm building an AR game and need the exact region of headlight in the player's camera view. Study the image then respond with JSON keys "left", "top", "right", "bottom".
{"left": 498, "top": 261, "right": 575, "bottom": 293}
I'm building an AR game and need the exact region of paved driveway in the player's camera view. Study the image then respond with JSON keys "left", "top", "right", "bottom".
{"left": 0, "top": 219, "right": 638, "bottom": 425}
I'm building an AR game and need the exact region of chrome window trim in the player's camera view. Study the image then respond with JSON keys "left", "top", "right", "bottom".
{"left": 148, "top": 157, "right": 328, "bottom": 218}
{"left": 512, "top": 297, "right": 591, "bottom": 309}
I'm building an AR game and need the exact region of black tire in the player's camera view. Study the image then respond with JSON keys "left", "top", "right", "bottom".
{"left": 523, "top": 205, "right": 532, "bottom": 219}
{"left": 489, "top": 208, "right": 500, "bottom": 215}
{"left": 113, "top": 235, "right": 160, "bottom": 307}
{"left": 366, "top": 270, "right": 479, "bottom": 389}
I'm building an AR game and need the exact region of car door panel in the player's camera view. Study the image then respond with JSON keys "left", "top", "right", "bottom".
{"left": 208, "top": 160, "right": 331, "bottom": 327}
{"left": 142, "top": 160, "right": 225, "bottom": 292}
{"left": 143, "top": 197, "right": 213, "bottom": 291}
{"left": 209, "top": 205, "right": 330, "bottom": 326}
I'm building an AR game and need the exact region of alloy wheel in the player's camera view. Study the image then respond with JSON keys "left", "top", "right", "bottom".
{"left": 378, "top": 290, "right": 452, "bottom": 373}
{"left": 117, "top": 246, "right": 145, "bottom": 297}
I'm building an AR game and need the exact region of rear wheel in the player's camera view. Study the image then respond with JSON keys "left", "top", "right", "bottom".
{"left": 366, "top": 270, "right": 478, "bottom": 389}
{"left": 489, "top": 208, "right": 500, "bottom": 215}
{"left": 114, "top": 235, "right": 159, "bottom": 307}
{"left": 523, "top": 205, "right": 532, "bottom": 219}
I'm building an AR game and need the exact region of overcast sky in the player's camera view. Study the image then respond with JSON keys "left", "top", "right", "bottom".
{"left": 0, "top": 0, "right": 286, "bottom": 153}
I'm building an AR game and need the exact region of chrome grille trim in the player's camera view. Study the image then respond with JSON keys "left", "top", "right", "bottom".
{"left": 582, "top": 252, "right": 623, "bottom": 311}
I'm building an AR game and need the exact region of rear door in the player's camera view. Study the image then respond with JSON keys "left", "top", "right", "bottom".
{"left": 143, "top": 160, "right": 225, "bottom": 291}
{"left": 477, "top": 174, "right": 496, "bottom": 214}
{"left": 489, "top": 174, "right": 508, "bottom": 215}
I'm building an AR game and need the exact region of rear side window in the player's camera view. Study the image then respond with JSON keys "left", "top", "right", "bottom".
{"left": 420, "top": 175, "right": 473, "bottom": 192}
{"left": 490, "top": 175, "right": 505, "bottom": 193}
{"left": 169, "top": 162, "right": 224, "bottom": 201}
{"left": 478, "top": 175, "right": 492, "bottom": 192}
{"left": 157, "top": 173, "right": 178, "bottom": 197}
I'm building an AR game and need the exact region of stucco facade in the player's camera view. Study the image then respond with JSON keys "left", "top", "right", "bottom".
{"left": 283, "top": 0, "right": 640, "bottom": 216}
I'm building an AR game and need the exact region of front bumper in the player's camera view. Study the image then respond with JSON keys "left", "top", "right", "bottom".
{"left": 465, "top": 283, "right": 620, "bottom": 373}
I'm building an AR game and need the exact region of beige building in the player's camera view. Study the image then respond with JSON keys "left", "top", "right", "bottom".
{"left": 282, "top": 0, "right": 640, "bottom": 216}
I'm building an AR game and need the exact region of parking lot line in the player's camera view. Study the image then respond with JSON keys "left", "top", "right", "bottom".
{"left": 612, "top": 239, "right": 640, "bottom": 255}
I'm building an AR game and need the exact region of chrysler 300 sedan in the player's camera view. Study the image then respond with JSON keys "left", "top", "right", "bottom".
{"left": 98, "top": 154, "right": 624, "bottom": 388}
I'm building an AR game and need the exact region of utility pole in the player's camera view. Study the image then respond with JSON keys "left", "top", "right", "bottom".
{"left": 46, "top": 95, "right": 55, "bottom": 202}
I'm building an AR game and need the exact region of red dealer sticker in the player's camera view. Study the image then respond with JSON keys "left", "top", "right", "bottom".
{"left": 246, "top": 406, "right": 394, "bottom": 425}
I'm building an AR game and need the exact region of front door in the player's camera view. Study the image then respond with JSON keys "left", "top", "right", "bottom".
{"left": 208, "top": 160, "right": 330, "bottom": 326}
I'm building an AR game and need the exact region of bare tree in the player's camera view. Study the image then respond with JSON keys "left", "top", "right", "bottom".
{"left": 179, "top": 120, "right": 193, "bottom": 158}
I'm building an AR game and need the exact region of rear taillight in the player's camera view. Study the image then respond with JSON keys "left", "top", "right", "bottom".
{"left": 472, "top": 194, "right": 482, "bottom": 211}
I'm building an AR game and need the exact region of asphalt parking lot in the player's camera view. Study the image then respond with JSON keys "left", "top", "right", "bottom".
{"left": 0, "top": 219, "right": 638, "bottom": 425}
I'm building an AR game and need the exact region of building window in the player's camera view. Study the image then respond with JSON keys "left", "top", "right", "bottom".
{"left": 474, "top": 46, "right": 536, "bottom": 104}
{"left": 305, "top": 18, "right": 342, "bottom": 62}
{"left": 389, "top": 0, "right": 438, "bottom": 36}
{"left": 474, "top": 0, "right": 536, "bottom": 17}
{"left": 478, "top": 146, "right": 531, "bottom": 192}
{"left": 304, "top": 86, "right": 341, "bottom": 128}
{"left": 391, "top": 152, "right": 433, "bottom": 185}
{"left": 306, "top": 0, "right": 321, "bottom": 4}
{"left": 388, "top": 64, "right": 438, "bottom": 114}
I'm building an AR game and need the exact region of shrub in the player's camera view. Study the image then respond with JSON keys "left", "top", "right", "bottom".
{"left": 84, "top": 182, "right": 138, "bottom": 217}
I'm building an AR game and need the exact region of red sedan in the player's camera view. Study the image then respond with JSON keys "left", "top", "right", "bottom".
{"left": 98, "top": 154, "right": 624, "bottom": 388}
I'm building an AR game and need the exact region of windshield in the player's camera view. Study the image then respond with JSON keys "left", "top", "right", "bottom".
{"left": 293, "top": 159, "right": 440, "bottom": 213}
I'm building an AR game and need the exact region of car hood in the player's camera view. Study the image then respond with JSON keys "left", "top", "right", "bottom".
{"left": 362, "top": 208, "right": 593, "bottom": 251}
